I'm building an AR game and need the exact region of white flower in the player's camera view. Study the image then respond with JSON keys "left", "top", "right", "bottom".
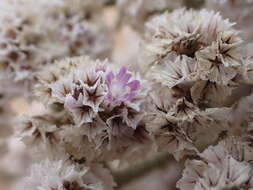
{"left": 155, "top": 122, "right": 198, "bottom": 161}
{"left": 166, "top": 98, "right": 201, "bottom": 122}
{"left": 22, "top": 159, "right": 113, "bottom": 190}
{"left": 64, "top": 93, "right": 96, "bottom": 125}
{"left": 148, "top": 55, "right": 197, "bottom": 88}
{"left": 190, "top": 80, "right": 234, "bottom": 107}
{"left": 196, "top": 40, "right": 241, "bottom": 85}
{"left": 36, "top": 56, "right": 100, "bottom": 104}
{"left": 144, "top": 9, "right": 201, "bottom": 63}
{"left": 0, "top": 0, "right": 112, "bottom": 97}
{"left": 81, "top": 79, "right": 107, "bottom": 114}
{"left": 51, "top": 77, "right": 74, "bottom": 103}
{"left": 195, "top": 156, "right": 252, "bottom": 190}
{"left": 39, "top": 57, "right": 108, "bottom": 125}
{"left": 144, "top": 8, "right": 238, "bottom": 63}
{"left": 17, "top": 115, "right": 60, "bottom": 150}
{"left": 35, "top": 56, "right": 152, "bottom": 161}
{"left": 177, "top": 137, "right": 253, "bottom": 190}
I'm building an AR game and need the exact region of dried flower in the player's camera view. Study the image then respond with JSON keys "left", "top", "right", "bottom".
{"left": 34, "top": 56, "right": 151, "bottom": 161}
{"left": 177, "top": 137, "right": 253, "bottom": 190}
{"left": 0, "top": 0, "right": 112, "bottom": 97}
{"left": 142, "top": 8, "right": 249, "bottom": 161}
{"left": 22, "top": 159, "right": 115, "bottom": 190}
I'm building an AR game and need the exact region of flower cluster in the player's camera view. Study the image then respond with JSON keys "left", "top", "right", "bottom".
{"left": 5, "top": 2, "right": 253, "bottom": 190}
{"left": 30, "top": 56, "right": 150, "bottom": 162}
{"left": 141, "top": 8, "right": 253, "bottom": 160}
{"left": 21, "top": 159, "right": 115, "bottom": 190}
{"left": 177, "top": 137, "right": 253, "bottom": 189}
{"left": 14, "top": 55, "right": 152, "bottom": 190}
{"left": 0, "top": 0, "right": 112, "bottom": 97}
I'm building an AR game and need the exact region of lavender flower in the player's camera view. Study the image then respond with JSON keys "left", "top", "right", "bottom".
{"left": 105, "top": 66, "right": 140, "bottom": 108}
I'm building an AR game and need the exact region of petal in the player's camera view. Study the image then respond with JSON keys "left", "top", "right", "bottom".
{"left": 122, "top": 92, "right": 136, "bottom": 101}
{"left": 64, "top": 94, "right": 77, "bottom": 110}
{"left": 105, "top": 72, "right": 114, "bottom": 87}
{"left": 127, "top": 80, "right": 140, "bottom": 91}
{"left": 116, "top": 66, "right": 127, "bottom": 78}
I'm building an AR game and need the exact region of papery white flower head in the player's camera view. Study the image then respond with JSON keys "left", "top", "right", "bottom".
{"left": 195, "top": 155, "right": 252, "bottom": 190}
{"left": 196, "top": 37, "right": 242, "bottom": 85}
{"left": 35, "top": 56, "right": 97, "bottom": 105}
{"left": 22, "top": 159, "right": 115, "bottom": 190}
{"left": 49, "top": 59, "right": 108, "bottom": 126}
{"left": 17, "top": 115, "right": 61, "bottom": 154}
{"left": 143, "top": 8, "right": 242, "bottom": 82}
{"left": 177, "top": 137, "right": 253, "bottom": 190}
{"left": 148, "top": 55, "right": 197, "bottom": 89}
{"left": 190, "top": 80, "right": 234, "bottom": 107}
{"left": 0, "top": 0, "right": 112, "bottom": 97}
{"left": 142, "top": 8, "right": 250, "bottom": 162}
{"left": 35, "top": 56, "right": 152, "bottom": 161}
{"left": 146, "top": 87, "right": 200, "bottom": 160}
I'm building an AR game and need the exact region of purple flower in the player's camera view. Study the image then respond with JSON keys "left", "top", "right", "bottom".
{"left": 105, "top": 66, "right": 140, "bottom": 106}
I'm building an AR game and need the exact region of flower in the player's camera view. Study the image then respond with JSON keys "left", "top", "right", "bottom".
{"left": 64, "top": 93, "right": 96, "bottom": 124}
{"left": 177, "top": 137, "right": 253, "bottom": 190}
{"left": 142, "top": 8, "right": 241, "bottom": 78}
{"left": 34, "top": 56, "right": 151, "bottom": 161}
{"left": 148, "top": 56, "right": 197, "bottom": 89}
{"left": 142, "top": 8, "right": 251, "bottom": 162}
{"left": 0, "top": 0, "right": 112, "bottom": 97}
{"left": 196, "top": 39, "right": 242, "bottom": 85}
{"left": 190, "top": 80, "right": 234, "bottom": 107}
{"left": 105, "top": 66, "right": 140, "bottom": 108}
{"left": 17, "top": 115, "right": 61, "bottom": 153}
{"left": 48, "top": 57, "right": 108, "bottom": 125}
{"left": 22, "top": 159, "right": 115, "bottom": 190}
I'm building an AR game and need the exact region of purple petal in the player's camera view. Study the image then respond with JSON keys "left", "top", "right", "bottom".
{"left": 95, "top": 68, "right": 105, "bottom": 72}
{"left": 116, "top": 67, "right": 132, "bottom": 84}
{"left": 116, "top": 66, "right": 127, "bottom": 78}
{"left": 122, "top": 92, "right": 136, "bottom": 101}
{"left": 118, "top": 73, "right": 131, "bottom": 85}
{"left": 106, "top": 72, "right": 114, "bottom": 86}
{"left": 106, "top": 92, "right": 113, "bottom": 101}
{"left": 127, "top": 80, "right": 140, "bottom": 91}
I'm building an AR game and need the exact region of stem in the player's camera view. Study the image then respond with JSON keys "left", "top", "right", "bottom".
{"left": 184, "top": 0, "right": 205, "bottom": 9}
{"left": 112, "top": 152, "right": 173, "bottom": 188}
{"left": 104, "top": 0, "right": 116, "bottom": 6}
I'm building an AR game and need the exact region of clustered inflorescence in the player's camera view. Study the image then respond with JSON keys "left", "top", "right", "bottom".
{"left": 1, "top": 0, "right": 253, "bottom": 190}
{"left": 0, "top": 0, "right": 112, "bottom": 97}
